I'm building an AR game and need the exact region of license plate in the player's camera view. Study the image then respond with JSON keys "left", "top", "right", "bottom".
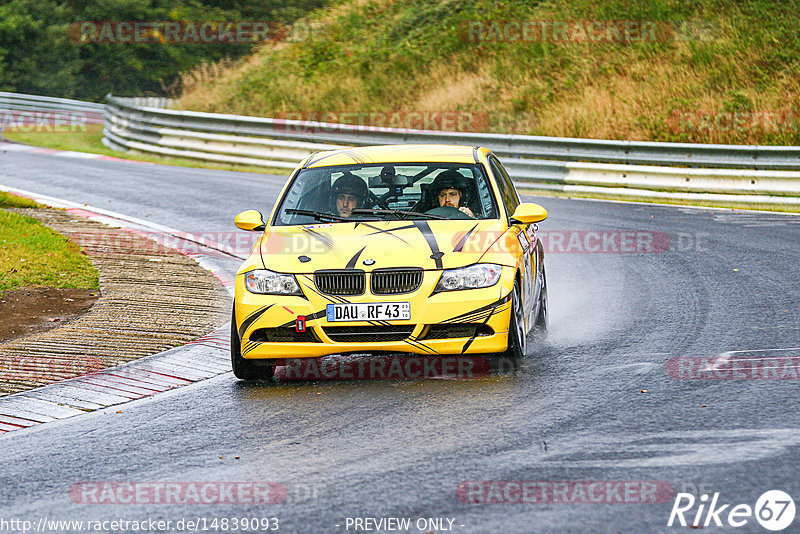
{"left": 326, "top": 302, "right": 411, "bottom": 322}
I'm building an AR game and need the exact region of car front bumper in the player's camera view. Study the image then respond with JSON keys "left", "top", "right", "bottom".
{"left": 234, "top": 269, "right": 515, "bottom": 360}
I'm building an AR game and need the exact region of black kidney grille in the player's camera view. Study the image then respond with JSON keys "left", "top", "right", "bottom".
{"left": 371, "top": 269, "right": 423, "bottom": 295}
{"left": 314, "top": 270, "right": 365, "bottom": 296}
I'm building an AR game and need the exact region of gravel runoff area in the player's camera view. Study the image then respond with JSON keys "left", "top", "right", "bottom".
{"left": 0, "top": 208, "right": 230, "bottom": 397}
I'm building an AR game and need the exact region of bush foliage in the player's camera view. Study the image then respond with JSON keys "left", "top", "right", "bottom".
{"left": 0, "top": 0, "right": 328, "bottom": 101}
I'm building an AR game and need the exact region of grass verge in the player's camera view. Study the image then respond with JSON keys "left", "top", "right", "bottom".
{"left": 0, "top": 193, "right": 99, "bottom": 293}
{"left": 0, "top": 191, "right": 41, "bottom": 209}
{"left": 1, "top": 124, "right": 290, "bottom": 175}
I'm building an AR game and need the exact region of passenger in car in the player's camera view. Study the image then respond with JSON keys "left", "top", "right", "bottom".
{"left": 330, "top": 172, "right": 368, "bottom": 218}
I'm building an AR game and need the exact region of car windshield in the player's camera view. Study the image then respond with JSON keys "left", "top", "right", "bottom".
{"left": 273, "top": 163, "right": 499, "bottom": 226}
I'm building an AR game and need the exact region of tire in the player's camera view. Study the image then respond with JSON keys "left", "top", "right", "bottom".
{"left": 231, "top": 308, "right": 274, "bottom": 380}
{"left": 534, "top": 267, "right": 548, "bottom": 334}
{"left": 504, "top": 281, "right": 526, "bottom": 360}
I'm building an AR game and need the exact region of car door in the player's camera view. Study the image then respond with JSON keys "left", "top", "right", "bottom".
{"left": 488, "top": 155, "right": 535, "bottom": 327}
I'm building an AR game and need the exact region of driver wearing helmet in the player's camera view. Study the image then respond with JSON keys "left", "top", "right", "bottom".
{"left": 330, "top": 172, "right": 368, "bottom": 218}
{"left": 430, "top": 170, "right": 475, "bottom": 218}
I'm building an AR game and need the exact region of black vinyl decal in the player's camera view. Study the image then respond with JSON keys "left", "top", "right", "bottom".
{"left": 440, "top": 293, "right": 512, "bottom": 324}
{"left": 404, "top": 338, "right": 439, "bottom": 355}
{"left": 362, "top": 223, "right": 415, "bottom": 246}
{"left": 453, "top": 223, "right": 479, "bottom": 252}
{"left": 298, "top": 276, "right": 351, "bottom": 304}
{"left": 461, "top": 313, "right": 494, "bottom": 354}
{"left": 346, "top": 247, "right": 367, "bottom": 270}
{"left": 413, "top": 220, "right": 443, "bottom": 269}
{"left": 238, "top": 304, "right": 274, "bottom": 340}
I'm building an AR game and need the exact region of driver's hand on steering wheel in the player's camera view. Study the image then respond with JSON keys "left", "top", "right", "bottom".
{"left": 459, "top": 206, "right": 475, "bottom": 218}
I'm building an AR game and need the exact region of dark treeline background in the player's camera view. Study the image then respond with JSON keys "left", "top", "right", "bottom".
{"left": 0, "top": 0, "right": 326, "bottom": 101}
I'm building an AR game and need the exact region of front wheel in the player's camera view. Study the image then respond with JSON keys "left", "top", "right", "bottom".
{"left": 231, "top": 308, "right": 274, "bottom": 380}
{"left": 504, "top": 281, "right": 527, "bottom": 360}
{"left": 534, "top": 267, "right": 548, "bottom": 334}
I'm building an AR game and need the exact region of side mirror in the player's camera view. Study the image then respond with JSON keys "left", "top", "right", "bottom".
{"left": 234, "top": 210, "right": 266, "bottom": 232}
{"left": 509, "top": 203, "right": 548, "bottom": 225}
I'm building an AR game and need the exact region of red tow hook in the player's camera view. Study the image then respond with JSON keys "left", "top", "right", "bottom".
{"left": 295, "top": 315, "right": 306, "bottom": 333}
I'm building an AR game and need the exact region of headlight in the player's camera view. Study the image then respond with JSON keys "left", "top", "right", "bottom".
{"left": 435, "top": 264, "right": 502, "bottom": 292}
{"left": 244, "top": 269, "right": 303, "bottom": 296}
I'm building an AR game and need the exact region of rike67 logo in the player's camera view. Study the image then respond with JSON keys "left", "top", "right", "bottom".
{"left": 668, "top": 490, "right": 795, "bottom": 531}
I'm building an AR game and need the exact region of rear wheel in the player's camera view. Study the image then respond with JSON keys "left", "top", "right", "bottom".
{"left": 231, "top": 308, "right": 274, "bottom": 380}
{"left": 504, "top": 281, "right": 526, "bottom": 360}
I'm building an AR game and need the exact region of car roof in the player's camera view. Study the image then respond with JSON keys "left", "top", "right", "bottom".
{"left": 304, "top": 144, "right": 488, "bottom": 168}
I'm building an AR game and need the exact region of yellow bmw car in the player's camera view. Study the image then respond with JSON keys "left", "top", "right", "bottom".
{"left": 231, "top": 144, "right": 548, "bottom": 379}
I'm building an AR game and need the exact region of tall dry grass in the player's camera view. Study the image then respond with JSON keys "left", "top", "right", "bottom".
{"left": 176, "top": 0, "right": 800, "bottom": 145}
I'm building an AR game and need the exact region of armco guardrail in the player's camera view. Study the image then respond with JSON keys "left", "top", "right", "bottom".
{"left": 103, "top": 96, "right": 355, "bottom": 169}
{"left": 103, "top": 95, "right": 800, "bottom": 170}
{"left": 3, "top": 92, "right": 800, "bottom": 206}
{"left": 103, "top": 94, "right": 800, "bottom": 206}
{"left": 0, "top": 92, "right": 105, "bottom": 125}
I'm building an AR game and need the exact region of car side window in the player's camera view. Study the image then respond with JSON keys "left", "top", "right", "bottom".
{"left": 496, "top": 158, "right": 521, "bottom": 207}
{"left": 470, "top": 167, "right": 497, "bottom": 218}
{"left": 489, "top": 156, "right": 519, "bottom": 217}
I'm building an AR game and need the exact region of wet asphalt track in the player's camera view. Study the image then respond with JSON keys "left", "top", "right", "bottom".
{"left": 1, "top": 149, "right": 800, "bottom": 533}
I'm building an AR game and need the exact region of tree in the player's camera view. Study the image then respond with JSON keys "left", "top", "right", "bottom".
{"left": 0, "top": 0, "right": 329, "bottom": 101}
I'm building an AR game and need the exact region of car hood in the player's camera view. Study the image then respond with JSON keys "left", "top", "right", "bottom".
{"left": 258, "top": 219, "right": 508, "bottom": 272}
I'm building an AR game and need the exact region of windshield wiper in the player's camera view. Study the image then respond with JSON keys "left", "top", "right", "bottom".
{"left": 284, "top": 209, "right": 353, "bottom": 222}
{"left": 350, "top": 208, "right": 447, "bottom": 220}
